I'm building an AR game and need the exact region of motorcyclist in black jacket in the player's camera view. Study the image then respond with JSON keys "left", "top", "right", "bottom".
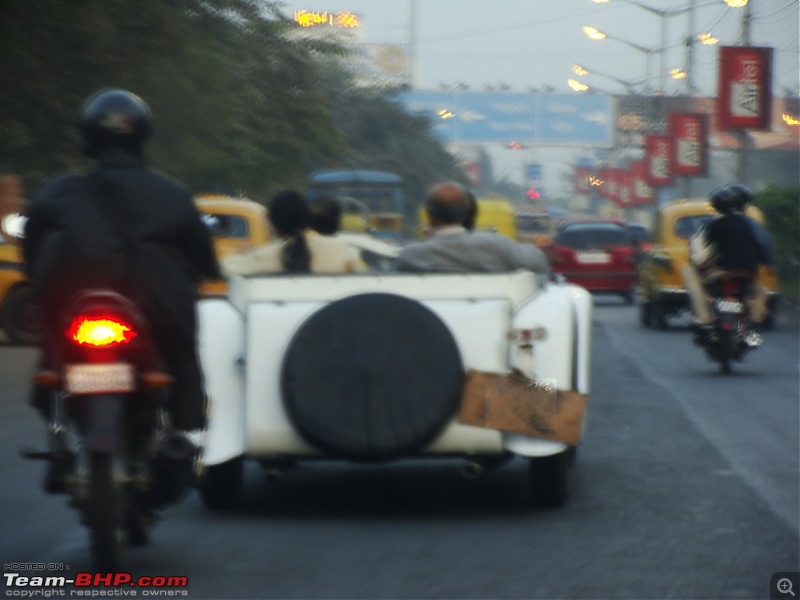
{"left": 23, "top": 88, "right": 220, "bottom": 431}
{"left": 684, "top": 184, "right": 770, "bottom": 338}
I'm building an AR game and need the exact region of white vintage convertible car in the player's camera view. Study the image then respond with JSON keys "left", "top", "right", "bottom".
{"left": 196, "top": 270, "right": 592, "bottom": 509}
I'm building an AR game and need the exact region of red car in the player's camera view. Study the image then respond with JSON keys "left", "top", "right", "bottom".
{"left": 549, "top": 219, "right": 638, "bottom": 303}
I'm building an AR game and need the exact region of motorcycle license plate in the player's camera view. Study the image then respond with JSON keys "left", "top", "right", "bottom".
{"left": 65, "top": 363, "right": 135, "bottom": 394}
{"left": 715, "top": 299, "right": 744, "bottom": 314}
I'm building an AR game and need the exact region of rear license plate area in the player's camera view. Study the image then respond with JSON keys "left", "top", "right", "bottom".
{"left": 714, "top": 299, "right": 744, "bottom": 314}
{"left": 576, "top": 251, "right": 611, "bottom": 264}
{"left": 65, "top": 363, "right": 135, "bottom": 394}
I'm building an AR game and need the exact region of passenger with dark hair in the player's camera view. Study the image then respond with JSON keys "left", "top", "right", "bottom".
{"left": 269, "top": 190, "right": 313, "bottom": 273}
{"left": 309, "top": 195, "right": 342, "bottom": 236}
{"left": 221, "top": 190, "right": 364, "bottom": 276}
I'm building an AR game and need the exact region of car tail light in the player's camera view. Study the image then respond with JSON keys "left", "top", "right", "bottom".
{"left": 551, "top": 246, "right": 572, "bottom": 264}
{"left": 68, "top": 316, "right": 137, "bottom": 347}
{"left": 611, "top": 245, "right": 635, "bottom": 264}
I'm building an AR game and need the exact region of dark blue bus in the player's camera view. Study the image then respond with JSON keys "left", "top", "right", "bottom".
{"left": 306, "top": 170, "right": 407, "bottom": 242}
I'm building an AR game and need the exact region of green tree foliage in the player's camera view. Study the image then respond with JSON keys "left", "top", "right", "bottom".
{"left": 0, "top": 0, "right": 462, "bottom": 204}
{"left": 754, "top": 186, "right": 800, "bottom": 292}
{"left": 307, "top": 58, "right": 465, "bottom": 213}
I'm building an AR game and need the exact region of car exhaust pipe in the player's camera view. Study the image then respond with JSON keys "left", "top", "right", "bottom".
{"left": 259, "top": 459, "right": 294, "bottom": 485}
{"left": 461, "top": 460, "right": 485, "bottom": 480}
{"left": 461, "top": 455, "right": 513, "bottom": 480}
{"left": 265, "top": 468, "right": 285, "bottom": 485}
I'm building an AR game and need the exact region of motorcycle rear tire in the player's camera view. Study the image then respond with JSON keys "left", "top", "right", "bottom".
{"left": 718, "top": 331, "right": 735, "bottom": 375}
{"left": 89, "top": 452, "right": 124, "bottom": 571}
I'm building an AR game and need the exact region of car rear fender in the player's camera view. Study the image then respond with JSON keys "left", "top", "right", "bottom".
{"left": 505, "top": 282, "right": 592, "bottom": 457}
{"left": 197, "top": 298, "right": 246, "bottom": 466}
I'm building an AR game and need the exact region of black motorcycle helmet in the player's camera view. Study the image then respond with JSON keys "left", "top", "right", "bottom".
{"left": 78, "top": 89, "right": 151, "bottom": 158}
{"left": 725, "top": 183, "right": 754, "bottom": 212}
{"left": 709, "top": 185, "right": 739, "bottom": 215}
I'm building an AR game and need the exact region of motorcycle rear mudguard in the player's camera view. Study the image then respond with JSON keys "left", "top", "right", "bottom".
{"left": 716, "top": 311, "right": 741, "bottom": 330}
{"left": 83, "top": 394, "right": 124, "bottom": 453}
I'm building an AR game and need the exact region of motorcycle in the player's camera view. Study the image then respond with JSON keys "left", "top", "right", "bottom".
{"left": 695, "top": 275, "right": 762, "bottom": 374}
{"left": 21, "top": 290, "right": 195, "bottom": 570}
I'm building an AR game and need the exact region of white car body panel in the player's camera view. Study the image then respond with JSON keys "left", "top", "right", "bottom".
{"left": 197, "top": 299, "right": 245, "bottom": 464}
{"left": 198, "top": 271, "right": 591, "bottom": 466}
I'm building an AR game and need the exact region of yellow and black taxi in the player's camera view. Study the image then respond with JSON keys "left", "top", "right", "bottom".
{"left": 194, "top": 194, "right": 271, "bottom": 296}
{"left": 0, "top": 214, "right": 41, "bottom": 344}
{"left": 638, "top": 199, "right": 780, "bottom": 328}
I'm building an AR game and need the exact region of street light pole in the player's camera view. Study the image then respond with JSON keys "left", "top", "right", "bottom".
{"left": 573, "top": 64, "right": 645, "bottom": 93}
{"left": 736, "top": 0, "right": 753, "bottom": 184}
{"left": 686, "top": 0, "right": 695, "bottom": 95}
{"left": 592, "top": 0, "right": 694, "bottom": 93}
{"left": 583, "top": 26, "right": 658, "bottom": 92}
{"left": 408, "top": 0, "right": 417, "bottom": 88}
{"left": 608, "top": 34, "right": 656, "bottom": 92}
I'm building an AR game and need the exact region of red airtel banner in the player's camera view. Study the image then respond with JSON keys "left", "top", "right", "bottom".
{"left": 669, "top": 112, "right": 708, "bottom": 177}
{"left": 606, "top": 168, "right": 620, "bottom": 205}
{"left": 630, "top": 161, "right": 654, "bottom": 204}
{"left": 718, "top": 46, "right": 773, "bottom": 130}
{"left": 644, "top": 135, "right": 673, "bottom": 187}
{"left": 617, "top": 170, "right": 634, "bottom": 208}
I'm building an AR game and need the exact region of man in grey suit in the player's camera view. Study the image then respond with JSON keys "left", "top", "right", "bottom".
{"left": 397, "top": 181, "right": 548, "bottom": 273}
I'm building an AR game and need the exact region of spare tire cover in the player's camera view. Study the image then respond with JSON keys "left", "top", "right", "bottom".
{"left": 281, "top": 293, "right": 464, "bottom": 461}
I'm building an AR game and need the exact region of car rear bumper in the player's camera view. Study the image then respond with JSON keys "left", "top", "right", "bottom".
{"left": 559, "top": 272, "right": 637, "bottom": 293}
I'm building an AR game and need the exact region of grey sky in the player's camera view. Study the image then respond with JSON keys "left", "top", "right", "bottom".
{"left": 277, "top": 0, "right": 799, "bottom": 96}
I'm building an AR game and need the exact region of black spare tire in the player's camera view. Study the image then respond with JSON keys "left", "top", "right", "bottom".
{"left": 281, "top": 293, "right": 463, "bottom": 462}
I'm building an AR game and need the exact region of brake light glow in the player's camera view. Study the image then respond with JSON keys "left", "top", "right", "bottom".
{"left": 720, "top": 280, "right": 743, "bottom": 294}
{"left": 554, "top": 246, "right": 574, "bottom": 263}
{"left": 69, "top": 316, "right": 137, "bottom": 347}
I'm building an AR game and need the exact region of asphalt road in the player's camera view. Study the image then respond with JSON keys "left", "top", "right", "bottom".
{"left": 0, "top": 299, "right": 798, "bottom": 600}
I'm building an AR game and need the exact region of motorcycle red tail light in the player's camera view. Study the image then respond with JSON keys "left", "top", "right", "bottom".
{"left": 68, "top": 316, "right": 137, "bottom": 347}
{"left": 720, "top": 280, "right": 743, "bottom": 294}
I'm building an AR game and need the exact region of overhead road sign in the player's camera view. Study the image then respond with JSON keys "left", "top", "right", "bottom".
{"left": 401, "top": 91, "right": 612, "bottom": 147}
